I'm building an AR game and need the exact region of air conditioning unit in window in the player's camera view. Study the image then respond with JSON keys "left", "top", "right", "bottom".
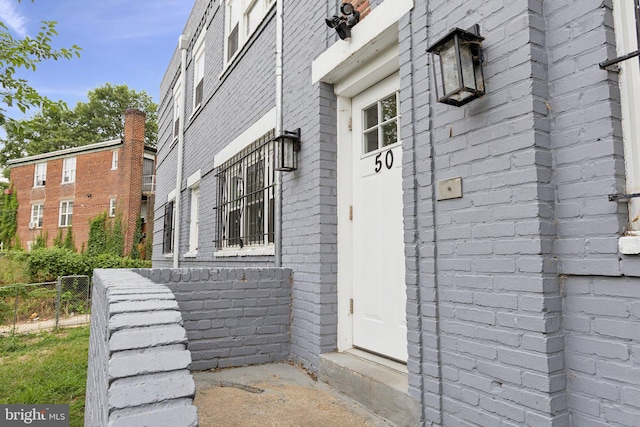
{"left": 28, "top": 222, "right": 37, "bottom": 230}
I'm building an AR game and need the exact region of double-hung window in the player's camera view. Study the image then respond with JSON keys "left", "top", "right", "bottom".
{"left": 62, "top": 157, "right": 76, "bottom": 184}
{"left": 34, "top": 162, "right": 46, "bottom": 187}
{"left": 173, "top": 83, "right": 182, "bottom": 141}
{"left": 225, "top": 0, "right": 275, "bottom": 63}
{"left": 112, "top": 150, "right": 119, "bottom": 170}
{"left": 30, "top": 204, "right": 44, "bottom": 228}
{"left": 215, "top": 130, "right": 275, "bottom": 251}
{"left": 59, "top": 201, "right": 73, "bottom": 227}
{"left": 193, "top": 31, "right": 206, "bottom": 110}
{"left": 613, "top": 0, "right": 640, "bottom": 251}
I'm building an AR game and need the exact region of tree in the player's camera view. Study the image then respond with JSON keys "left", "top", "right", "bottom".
{"left": 1, "top": 83, "right": 158, "bottom": 168}
{"left": 0, "top": 4, "right": 81, "bottom": 135}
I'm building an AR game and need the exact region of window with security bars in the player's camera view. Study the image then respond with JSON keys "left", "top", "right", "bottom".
{"left": 215, "top": 130, "right": 275, "bottom": 250}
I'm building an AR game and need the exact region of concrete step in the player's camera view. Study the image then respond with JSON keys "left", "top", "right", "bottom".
{"left": 318, "top": 351, "right": 421, "bottom": 427}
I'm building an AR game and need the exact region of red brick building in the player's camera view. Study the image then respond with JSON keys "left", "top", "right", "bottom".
{"left": 8, "top": 109, "right": 156, "bottom": 254}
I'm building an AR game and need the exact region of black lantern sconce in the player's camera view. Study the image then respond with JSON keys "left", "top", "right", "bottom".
{"left": 273, "top": 128, "right": 301, "bottom": 172}
{"left": 427, "top": 25, "right": 486, "bottom": 107}
{"left": 325, "top": 2, "right": 360, "bottom": 40}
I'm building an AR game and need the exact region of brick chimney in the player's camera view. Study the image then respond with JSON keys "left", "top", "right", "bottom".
{"left": 121, "top": 109, "right": 146, "bottom": 254}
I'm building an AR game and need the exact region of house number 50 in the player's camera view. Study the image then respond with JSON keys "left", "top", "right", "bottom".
{"left": 374, "top": 150, "right": 394, "bottom": 173}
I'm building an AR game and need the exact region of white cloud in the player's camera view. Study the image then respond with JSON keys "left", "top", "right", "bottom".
{"left": 0, "top": 0, "right": 28, "bottom": 37}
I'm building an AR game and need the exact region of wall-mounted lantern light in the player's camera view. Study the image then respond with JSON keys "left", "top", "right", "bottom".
{"left": 273, "top": 128, "right": 301, "bottom": 172}
{"left": 325, "top": 2, "right": 360, "bottom": 40}
{"left": 427, "top": 25, "right": 485, "bottom": 107}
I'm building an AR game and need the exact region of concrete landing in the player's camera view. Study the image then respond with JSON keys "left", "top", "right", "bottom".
{"left": 193, "top": 363, "right": 393, "bottom": 426}
{"left": 319, "top": 351, "right": 421, "bottom": 427}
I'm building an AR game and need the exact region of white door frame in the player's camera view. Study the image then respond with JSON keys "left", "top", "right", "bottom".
{"left": 335, "top": 45, "right": 401, "bottom": 353}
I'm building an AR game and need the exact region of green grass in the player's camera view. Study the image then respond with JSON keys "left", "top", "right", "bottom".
{"left": 0, "top": 326, "right": 90, "bottom": 427}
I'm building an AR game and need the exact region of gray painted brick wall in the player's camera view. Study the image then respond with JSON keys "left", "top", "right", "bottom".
{"left": 85, "top": 269, "right": 197, "bottom": 427}
{"left": 136, "top": 267, "right": 292, "bottom": 371}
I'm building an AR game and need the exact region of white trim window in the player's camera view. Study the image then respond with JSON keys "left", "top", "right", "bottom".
{"left": 109, "top": 198, "right": 117, "bottom": 217}
{"left": 225, "top": 0, "right": 275, "bottom": 63}
{"left": 112, "top": 150, "right": 119, "bottom": 170}
{"left": 30, "top": 204, "right": 44, "bottom": 228}
{"left": 62, "top": 157, "right": 76, "bottom": 184}
{"left": 59, "top": 201, "right": 73, "bottom": 227}
{"left": 173, "top": 82, "right": 182, "bottom": 142}
{"left": 188, "top": 186, "right": 200, "bottom": 254}
{"left": 163, "top": 194, "right": 176, "bottom": 254}
{"left": 215, "top": 130, "right": 275, "bottom": 251}
{"left": 193, "top": 30, "right": 206, "bottom": 110}
{"left": 34, "top": 162, "right": 47, "bottom": 187}
{"left": 614, "top": 0, "right": 640, "bottom": 252}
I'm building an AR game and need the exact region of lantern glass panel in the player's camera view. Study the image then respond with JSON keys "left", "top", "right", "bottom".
{"left": 460, "top": 41, "right": 476, "bottom": 91}
{"left": 441, "top": 38, "right": 460, "bottom": 95}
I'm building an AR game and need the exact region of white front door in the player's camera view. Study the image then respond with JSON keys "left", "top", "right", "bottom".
{"left": 351, "top": 74, "right": 407, "bottom": 362}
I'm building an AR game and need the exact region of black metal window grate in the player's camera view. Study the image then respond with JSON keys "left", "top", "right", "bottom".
{"left": 214, "top": 130, "right": 275, "bottom": 250}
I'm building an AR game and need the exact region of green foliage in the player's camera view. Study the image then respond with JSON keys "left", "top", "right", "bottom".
{"left": 107, "top": 212, "right": 124, "bottom": 257}
{"left": 1, "top": 83, "right": 158, "bottom": 169}
{"left": 87, "top": 212, "right": 107, "bottom": 256}
{"left": 27, "top": 247, "right": 90, "bottom": 282}
{"left": 130, "top": 217, "right": 142, "bottom": 259}
{"left": 0, "top": 186, "right": 18, "bottom": 248}
{"left": 0, "top": 327, "right": 89, "bottom": 427}
{"left": 32, "top": 230, "right": 47, "bottom": 251}
{"left": 64, "top": 227, "right": 75, "bottom": 252}
{"left": 26, "top": 247, "right": 150, "bottom": 282}
{"left": 144, "top": 237, "right": 152, "bottom": 261}
{"left": 0, "top": 12, "right": 81, "bottom": 136}
{"left": 52, "top": 228, "right": 64, "bottom": 248}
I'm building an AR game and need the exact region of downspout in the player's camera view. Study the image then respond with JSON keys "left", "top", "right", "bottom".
{"left": 174, "top": 35, "right": 188, "bottom": 269}
{"left": 274, "top": 0, "right": 284, "bottom": 267}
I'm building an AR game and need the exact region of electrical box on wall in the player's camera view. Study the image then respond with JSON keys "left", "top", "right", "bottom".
{"left": 437, "top": 177, "right": 463, "bottom": 201}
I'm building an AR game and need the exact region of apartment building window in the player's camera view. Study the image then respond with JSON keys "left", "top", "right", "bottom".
{"left": 215, "top": 130, "right": 275, "bottom": 250}
{"left": 225, "top": 0, "right": 275, "bottom": 63}
{"left": 163, "top": 199, "right": 175, "bottom": 254}
{"left": 193, "top": 30, "right": 206, "bottom": 110}
{"left": 188, "top": 186, "right": 200, "bottom": 254}
{"left": 109, "top": 198, "right": 117, "bottom": 217}
{"left": 30, "top": 204, "right": 44, "bottom": 229}
{"left": 173, "top": 83, "right": 182, "bottom": 141}
{"left": 59, "top": 201, "right": 73, "bottom": 227}
{"left": 614, "top": 0, "right": 640, "bottom": 239}
{"left": 33, "top": 162, "right": 47, "bottom": 187}
{"left": 62, "top": 157, "right": 76, "bottom": 184}
{"left": 112, "top": 150, "right": 119, "bottom": 170}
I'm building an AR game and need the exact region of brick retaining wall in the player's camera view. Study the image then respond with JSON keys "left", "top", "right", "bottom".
{"left": 85, "top": 269, "right": 197, "bottom": 427}
{"left": 136, "top": 267, "right": 292, "bottom": 371}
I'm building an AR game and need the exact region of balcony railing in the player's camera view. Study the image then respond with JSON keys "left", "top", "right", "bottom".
{"left": 142, "top": 175, "right": 156, "bottom": 193}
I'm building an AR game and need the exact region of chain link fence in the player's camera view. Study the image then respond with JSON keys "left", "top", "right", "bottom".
{"left": 0, "top": 275, "right": 91, "bottom": 334}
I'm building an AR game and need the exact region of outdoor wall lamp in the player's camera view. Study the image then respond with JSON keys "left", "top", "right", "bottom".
{"left": 273, "top": 128, "right": 301, "bottom": 172}
{"left": 325, "top": 2, "right": 360, "bottom": 40}
{"left": 427, "top": 25, "right": 485, "bottom": 107}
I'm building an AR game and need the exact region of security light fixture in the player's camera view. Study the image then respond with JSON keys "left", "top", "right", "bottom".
{"left": 273, "top": 128, "right": 301, "bottom": 172}
{"left": 325, "top": 2, "right": 360, "bottom": 40}
{"left": 427, "top": 25, "right": 486, "bottom": 107}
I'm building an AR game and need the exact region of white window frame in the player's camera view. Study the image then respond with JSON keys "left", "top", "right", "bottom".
{"left": 614, "top": 0, "right": 640, "bottom": 253}
{"left": 224, "top": 0, "right": 275, "bottom": 65}
{"left": 188, "top": 186, "right": 200, "bottom": 256}
{"left": 30, "top": 204, "right": 44, "bottom": 228}
{"left": 193, "top": 30, "right": 206, "bottom": 111}
{"left": 33, "top": 162, "right": 47, "bottom": 187}
{"left": 109, "top": 198, "right": 117, "bottom": 217}
{"left": 112, "top": 150, "right": 119, "bottom": 170}
{"left": 173, "top": 82, "right": 182, "bottom": 142}
{"left": 59, "top": 200, "right": 73, "bottom": 227}
{"left": 62, "top": 157, "right": 76, "bottom": 184}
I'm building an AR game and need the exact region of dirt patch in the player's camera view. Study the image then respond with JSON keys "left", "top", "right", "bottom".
{"left": 194, "top": 364, "right": 390, "bottom": 427}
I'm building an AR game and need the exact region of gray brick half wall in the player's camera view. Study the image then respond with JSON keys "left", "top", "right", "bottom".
{"left": 85, "top": 269, "right": 198, "bottom": 427}
{"left": 136, "top": 267, "right": 292, "bottom": 371}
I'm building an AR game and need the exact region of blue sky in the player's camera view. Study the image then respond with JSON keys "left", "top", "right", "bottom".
{"left": 0, "top": 0, "right": 193, "bottom": 122}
